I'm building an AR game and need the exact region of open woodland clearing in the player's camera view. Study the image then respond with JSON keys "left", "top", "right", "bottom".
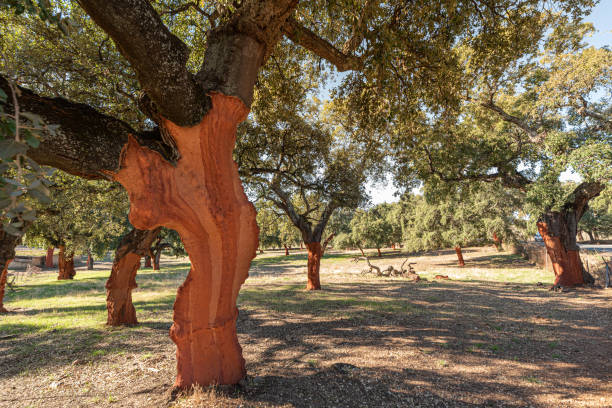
{"left": 0, "top": 246, "right": 610, "bottom": 408}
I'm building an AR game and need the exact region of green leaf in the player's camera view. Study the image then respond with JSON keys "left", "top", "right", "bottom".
{"left": 0, "top": 140, "right": 28, "bottom": 160}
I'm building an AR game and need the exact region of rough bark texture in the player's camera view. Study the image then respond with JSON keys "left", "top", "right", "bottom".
{"left": 106, "top": 227, "right": 161, "bottom": 326}
{"left": 45, "top": 247, "right": 54, "bottom": 267}
{"left": 306, "top": 242, "right": 322, "bottom": 290}
{"left": 537, "top": 182, "right": 603, "bottom": 287}
{"left": 57, "top": 246, "right": 76, "bottom": 280}
{"left": 113, "top": 94, "right": 258, "bottom": 388}
{"left": 455, "top": 246, "right": 465, "bottom": 267}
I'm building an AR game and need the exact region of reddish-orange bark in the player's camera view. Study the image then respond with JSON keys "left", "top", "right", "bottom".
{"left": 57, "top": 246, "right": 76, "bottom": 280}
{"left": 377, "top": 247, "right": 382, "bottom": 257}
{"left": 0, "top": 260, "right": 11, "bottom": 313}
{"left": 113, "top": 94, "right": 258, "bottom": 388}
{"left": 87, "top": 252, "right": 94, "bottom": 270}
{"left": 106, "top": 252, "right": 140, "bottom": 326}
{"left": 284, "top": 244, "right": 289, "bottom": 256}
{"left": 305, "top": 242, "right": 322, "bottom": 290}
{"left": 144, "top": 255, "right": 152, "bottom": 268}
{"left": 492, "top": 233, "right": 503, "bottom": 251}
{"left": 454, "top": 246, "right": 465, "bottom": 267}
{"left": 537, "top": 221, "right": 584, "bottom": 287}
{"left": 45, "top": 247, "right": 54, "bottom": 268}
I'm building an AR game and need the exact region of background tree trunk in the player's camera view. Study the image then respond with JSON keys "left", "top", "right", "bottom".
{"left": 57, "top": 246, "right": 76, "bottom": 279}
{"left": 358, "top": 245, "right": 365, "bottom": 256}
{"left": 455, "top": 246, "right": 465, "bottom": 267}
{"left": 87, "top": 250, "right": 94, "bottom": 270}
{"left": 305, "top": 242, "right": 322, "bottom": 290}
{"left": 377, "top": 247, "right": 382, "bottom": 257}
{"left": 0, "top": 261, "right": 11, "bottom": 313}
{"left": 112, "top": 94, "right": 257, "bottom": 388}
{"left": 106, "top": 227, "right": 161, "bottom": 326}
{"left": 284, "top": 243, "right": 289, "bottom": 256}
{"left": 153, "top": 248, "right": 162, "bottom": 270}
{"left": 492, "top": 233, "right": 503, "bottom": 251}
{"left": 45, "top": 247, "right": 54, "bottom": 267}
{"left": 144, "top": 255, "right": 152, "bottom": 268}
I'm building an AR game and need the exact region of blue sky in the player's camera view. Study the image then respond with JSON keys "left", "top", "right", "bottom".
{"left": 368, "top": 0, "right": 612, "bottom": 204}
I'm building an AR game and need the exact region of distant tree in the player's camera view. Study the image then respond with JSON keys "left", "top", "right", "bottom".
{"left": 349, "top": 206, "right": 393, "bottom": 257}
{"left": 25, "top": 171, "right": 129, "bottom": 279}
{"left": 578, "top": 188, "right": 612, "bottom": 241}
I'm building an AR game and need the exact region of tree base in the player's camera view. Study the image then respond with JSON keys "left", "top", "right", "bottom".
{"left": 171, "top": 309, "right": 245, "bottom": 388}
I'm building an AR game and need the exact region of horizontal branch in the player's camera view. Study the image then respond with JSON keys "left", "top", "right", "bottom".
{"left": 480, "top": 100, "right": 544, "bottom": 143}
{"left": 0, "top": 75, "right": 171, "bottom": 179}
{"left": 282, "top": 17, "right": 363, "bottom": 72}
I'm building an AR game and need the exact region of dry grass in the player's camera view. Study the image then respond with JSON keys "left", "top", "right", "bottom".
{"left": 0, "top": 246, "right": 610, "bottom": 408}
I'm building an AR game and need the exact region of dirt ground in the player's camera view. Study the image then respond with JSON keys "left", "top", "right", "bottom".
{"left": 0, "top": 246, "right": 610, "bottom": 408}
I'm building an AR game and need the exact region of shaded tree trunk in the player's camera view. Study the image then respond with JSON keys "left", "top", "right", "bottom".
{"left": 492, "top": 233, "right": 503, "bottom": 252}
{"left": 57, "top": 246, "right": 76, "bottom": 280}
{"left": 358, "top": 244, "right": 365, "bottom": 257}
{"left": 300, "top": 242, "right": 303, "bottom": 250}
{"left": 106, "top": 227, "right": 161, "bottom": 326}
{"left": 377, "top": 247, "right": 382, "bottom": 257}
{"left": 87, "top": 250, "right": 94, "bottom": 270}
{"left": 0, "top": 223, "right": 28, "bottom": 312}
{"left": 0, "top": 261, "right": 9, "bottom": 313}
{"left": 144, "top": 255, "right": 152, "bottom": 268}
{"left": 305, "top": 242, "right": 322, "bottom": 290}
{"left": 586, "top": 230, "right": 595, "bottom": 242}
{"left": 284, "top": 244, "right": 289, "bottom": 256}
{"left": 113, "top": 94, "right": 258, "bottom": 388}
{"left": 45, "top": 247, "right": 54, "bottom": 268}
{"left": 455, "top": 246, "right": 465, "bottom": 267}
{"left": 537, "top": 182, "right": 603, "bottom": 288}
{"left": 153, "top": 249, "right": 162, "bottom": 270}
{"left": 392, "top": 243, "right": 395, "bottom": 250}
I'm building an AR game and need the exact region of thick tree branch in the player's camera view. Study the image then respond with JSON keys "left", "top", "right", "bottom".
{"left": 0, "top": 76, "right": 171, "bottom": 179}
{"left": 77, "top": 0, "right": 208, "bottom": 126}
{"left": 480, "top": 100, "right": 545, "bottom": 143}
{"left": 282, "top": 17, "right": 363, "bottom": 71}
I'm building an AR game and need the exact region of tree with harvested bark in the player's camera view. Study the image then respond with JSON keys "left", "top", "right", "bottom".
{"left": 106, "top": 227, "right": 161, "bottom": 326}
{"left": 24, "top": 171, "right": 129, "bottom": 279}
{"left": 1, "top": 0, "right": 594, "bottom": 388}
{"left": 393, "top": 23, "right": 610, "bottom": 287}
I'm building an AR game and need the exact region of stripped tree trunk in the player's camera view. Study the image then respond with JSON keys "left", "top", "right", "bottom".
{"left": 45, "top": 247, "right": 54, "bottom": 267}
{"left": 284, "top": 244, "right": 289, "bottom": 256}
{"left": 537, "top": 182, "right": 603, "bottom": 288}
{"left": 113, "top": 95, "right": 258, "bottom": 387}
{"left": 377, "top": 247, "right": 382, "bottom": 257}
{"left": 492, "top": 233, "right": 503, "bottom": 251}
{"left": 305, "top": 241, "right": 322, "bottom": 290}
{"left": 0, "top": 262, "right": 9, "bottom": 313}
{"left": 454, "top": 246, "right": 465, "bottom": 267}
{"left": 106, "top": 227, "right": 161, "bottom": 326}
